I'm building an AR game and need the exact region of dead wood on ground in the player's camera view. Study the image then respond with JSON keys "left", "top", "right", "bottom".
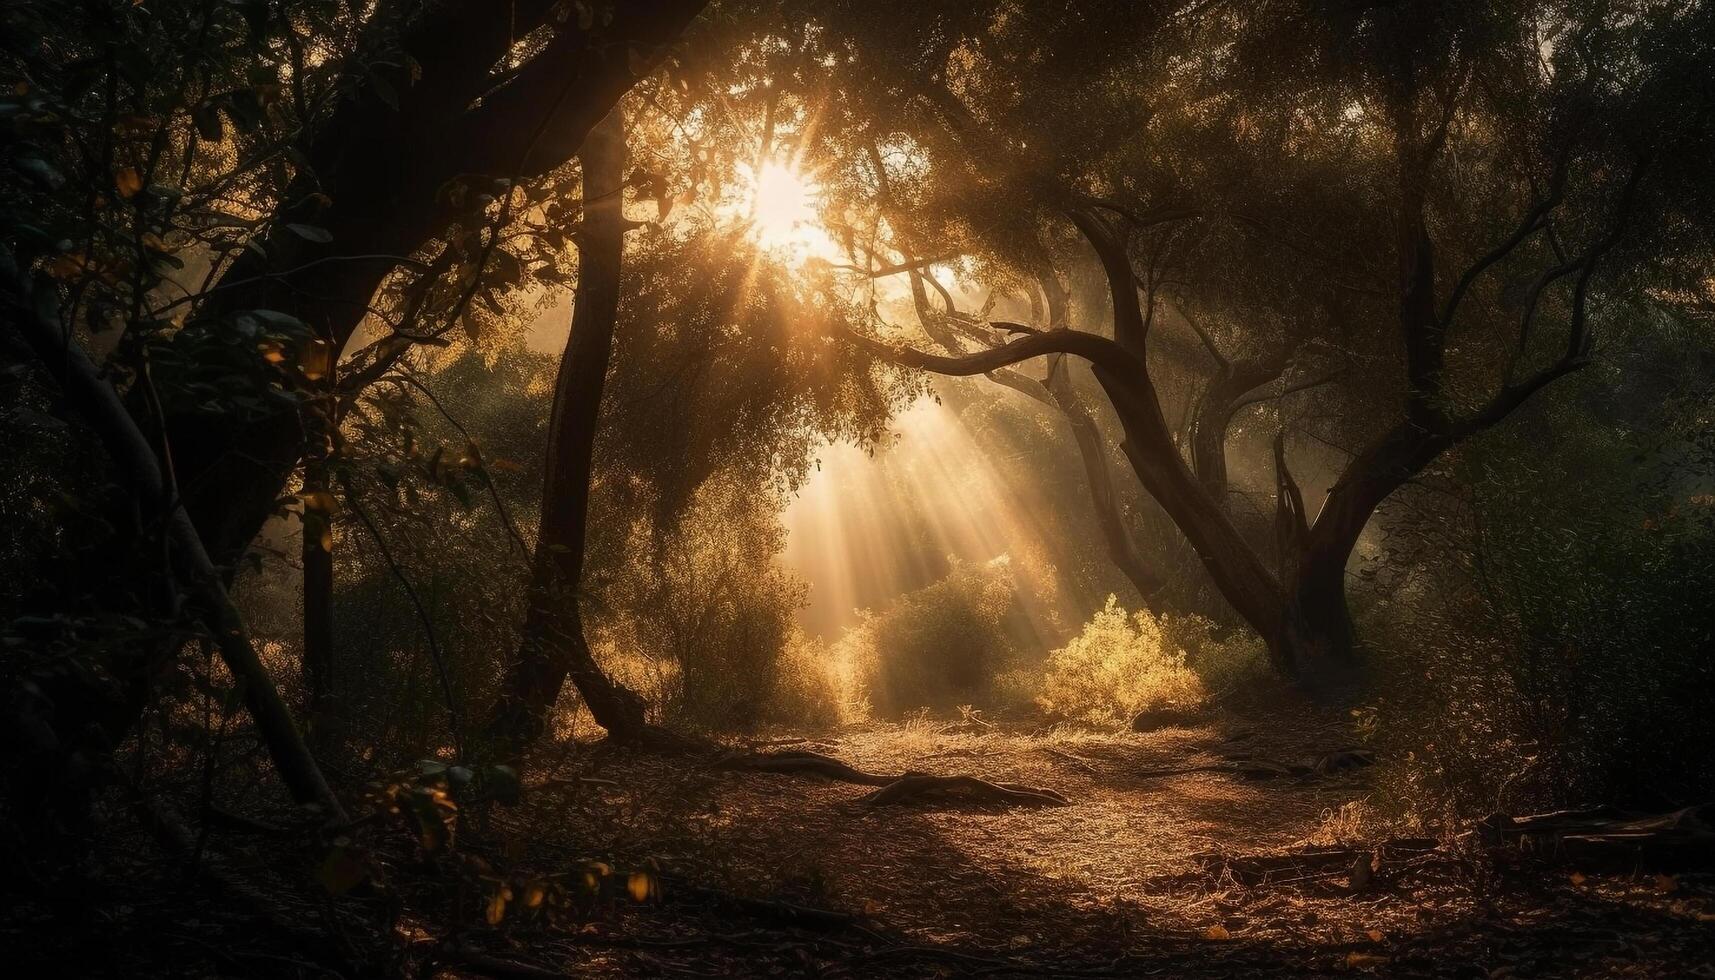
{"left": 1482, "top": 803, "right": 1715, "bottom": 871}
{"left": 715, "top": 749, "right": 1070, "bottom": 807}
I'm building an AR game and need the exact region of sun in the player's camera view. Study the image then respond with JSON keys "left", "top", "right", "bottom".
{"left": 743, "top": 158, "right": 820, "bottom": 249}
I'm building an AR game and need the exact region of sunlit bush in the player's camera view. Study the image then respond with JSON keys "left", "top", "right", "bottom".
{"left": 838, "top": 558, "right": 1023, "bottom": 716}
{"left": 766, "top": 631, "right": 861, "bottom": 728}
{"left": 1035, "top": 597, "right": 1208, "bottom": 727}
{"left": 596, "top": 475, "right": 817, "bottom": 730}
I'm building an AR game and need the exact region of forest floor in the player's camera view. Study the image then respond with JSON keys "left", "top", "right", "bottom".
{"left": 458, "top": 710, "right": 1715, "bottom": 979}
{"left": 11, "top": 708, "right": 1715, "bottom": 978}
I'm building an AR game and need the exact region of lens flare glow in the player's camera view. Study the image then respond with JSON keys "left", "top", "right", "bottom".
{"left": 743, "top": 159, "right": 819, "bottom": 249}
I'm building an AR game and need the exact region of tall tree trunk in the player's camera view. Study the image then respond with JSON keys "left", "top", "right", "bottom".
{"left": 487, "top": 111, "right": 647, "bottom": 747}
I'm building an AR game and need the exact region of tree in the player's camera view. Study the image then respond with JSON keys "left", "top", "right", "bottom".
{"left": 487, "top": 110, "right": 651, "bottom": 747}
{"left": 773, "top": 0, "right": 1713, "bottom": 682}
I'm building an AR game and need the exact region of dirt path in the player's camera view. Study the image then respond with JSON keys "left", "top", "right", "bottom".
{"left": 470, "top": 716, "right": 1715, "bottom": 978}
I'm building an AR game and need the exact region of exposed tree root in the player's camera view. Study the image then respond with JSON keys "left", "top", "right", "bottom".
{"left": 715, "top": 750, "right": 1070, "bottom": 807}
{"left": 1134, "top": 760, "right": 1309, "bottom": 781}
{"left": 714, "top": 750, "right": 897, "bottom": 786}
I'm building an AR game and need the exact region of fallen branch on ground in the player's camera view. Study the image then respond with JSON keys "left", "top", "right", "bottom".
{"left": 714, "top": 750, "right": 897, "bottom": 786}
{"left": 1481, "top": 803, "right": 1715, "bottom": 870}
{"left": 715, "top": 750, "right": 1071, "bottom": 807}
{"left": 1192, "top": 839, "right": 1443, "bottom": 890}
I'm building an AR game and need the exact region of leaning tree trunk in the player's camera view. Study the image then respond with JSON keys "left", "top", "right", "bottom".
{"left": 8, "top": 263, "right": 346, "bottom": 821}
{"left": 66, "top": 0, "right": 703, "bottom": 759}
{"left": 882, "top": 214, "right": 1171, "bottom": 612}
{"left": 1044, "top": 365, "right": 1169, "bottom": 609}
{"left": 486, "top": 111, "right": 648, "bottom": 748}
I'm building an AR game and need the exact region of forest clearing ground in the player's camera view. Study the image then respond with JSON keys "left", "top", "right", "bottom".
{"left": 13, "top": 712, "right": 1714, "bottom": 978}
{"left": 478, "top": 712, "right": 1715, "bottom": 978}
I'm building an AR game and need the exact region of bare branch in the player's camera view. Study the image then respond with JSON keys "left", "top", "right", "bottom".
{"left": 839, "top": 325, "right": 1144, "bottom": 381}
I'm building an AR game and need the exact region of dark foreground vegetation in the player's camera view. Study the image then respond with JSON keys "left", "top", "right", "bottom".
{"left": 3, "top": 1, "right": 1713, "bottom": 976}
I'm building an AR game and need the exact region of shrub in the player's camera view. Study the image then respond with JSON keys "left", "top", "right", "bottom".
{"left": 596, "top": 475, "right": 814, "bottom": 731}
{"left": 1035, "top": 597, "right": 1209, "bottom": 726}
{"left": 1358, "top": 362, "right": 1715, "bottom": 825}
{"left": 842, "top": 558, "right": 1023, "bottom": 716}
{"left": 765, "top": 631, "right": 860, "bottom": 728}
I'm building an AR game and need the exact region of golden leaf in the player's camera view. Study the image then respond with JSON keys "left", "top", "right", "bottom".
{"left": 115, "top": 167, "right": 143, "bottom": 199}
{"left": 44, "top": 251, "right": 88, "bottom": 280}
{"left": 300, "top": 338, "right": 332, "bottom": 381}
{"left": 1345, "top": 952, "right": 1390, "bottom": 970}
{"left": 627, "top": 871, "right": 653, "bottom": 902}
{"left": 1365, "top": 929, "right": 1384, "bottom": 942}
{"left": 485, "top": 891, "right": 506, "bottom": 925}
{"left": 302, "top": 489, "right": 338, "bottom": 514}
{"left": 1201, "top": 925, "right": 1230, "bottom": 941}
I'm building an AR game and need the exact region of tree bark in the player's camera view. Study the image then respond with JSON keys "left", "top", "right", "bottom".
{"left": 1188, "top": 353, "right": 1287, "bottom": 500}
{"left": 486, "top": 111, "right": 648, "bottom": 747}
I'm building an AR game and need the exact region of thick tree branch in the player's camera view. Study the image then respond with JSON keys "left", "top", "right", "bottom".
{"left": 838, "top": 325, "right": 1144, "bottom": 381}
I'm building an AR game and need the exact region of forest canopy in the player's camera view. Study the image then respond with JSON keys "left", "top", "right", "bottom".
{"left": 3, "top": 1, "right": 1714, "bottom": 976}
